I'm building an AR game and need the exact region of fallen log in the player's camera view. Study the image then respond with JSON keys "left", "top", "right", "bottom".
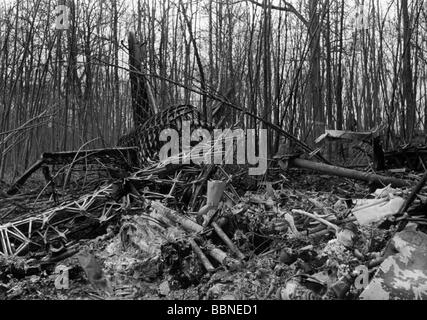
{"left": 151, "top": 201, "right": 204, "bottom": 234}
{"left": 289, "top": 158, "right": 410, "bottom": 188}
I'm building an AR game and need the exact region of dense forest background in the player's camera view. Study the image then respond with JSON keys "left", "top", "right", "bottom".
{"left": 0, "top": 0, "right": 426, "bottom": 181}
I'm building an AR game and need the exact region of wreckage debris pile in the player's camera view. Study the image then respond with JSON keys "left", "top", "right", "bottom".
{"left": 1, "top": 161, "right": 427, "bottom": 300}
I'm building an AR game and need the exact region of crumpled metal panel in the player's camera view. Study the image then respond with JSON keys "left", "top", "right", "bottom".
{"left": 360, "top": 229, "right": 427, "bottom": 300}
{"left": 118, "top": 105, "right": 210, "bottom": 164}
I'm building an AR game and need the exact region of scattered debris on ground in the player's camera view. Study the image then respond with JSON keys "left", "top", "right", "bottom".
{"left": 2, "top": 157, "right": 427, "bottom": 300}
{"left": 2, "top": 111, "right": 427, "bottom": 300}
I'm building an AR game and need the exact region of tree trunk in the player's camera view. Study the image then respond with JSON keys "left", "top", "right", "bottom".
{"left": 402, "top": 0, "right": 416, "bottom": 141}
{"left": 308, "top": 0, "right": 323, "bottom": 142}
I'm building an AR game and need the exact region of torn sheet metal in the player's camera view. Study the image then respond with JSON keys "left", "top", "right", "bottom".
{"left": 315, "top": 130, "right": 375, "bottom": 144}
{"left": 372, "top": 185, "right": 401, "bottom": 199}
{"left": 352, "top": 197, "right": 405, "bottom": 226}
{"left": 360, "top": 229, "right": 427, "bottom": 300}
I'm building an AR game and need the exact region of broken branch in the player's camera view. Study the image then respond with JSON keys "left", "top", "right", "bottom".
{"left": 290, "top": 158, "right": 410, "bottom": 188}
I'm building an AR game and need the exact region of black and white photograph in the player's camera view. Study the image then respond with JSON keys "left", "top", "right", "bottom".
{"left": 0, "top": 0, "right": 426, "bottom": 308}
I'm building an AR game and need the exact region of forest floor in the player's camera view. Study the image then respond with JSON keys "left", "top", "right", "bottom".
{"left": 0, "top": 165, "right": 426, "bottom": 300}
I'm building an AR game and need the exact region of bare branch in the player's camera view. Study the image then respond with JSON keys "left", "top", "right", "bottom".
{"left": 244, "top": 0, "right": 308, "bottom": 27}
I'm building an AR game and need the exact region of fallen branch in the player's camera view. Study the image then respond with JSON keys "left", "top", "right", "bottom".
{"left": 289, "top": 158, "right": 410, "bottom": 188}
{"left": 151, "top": 201, "right": 241, "bottom": 269}
{"left": 292, "top": 209, "right": 340, "bottom": 233}
{"left": 212, "top": 222, "right": 245, "bottom": 260}
{"left": 205, "top": 243, "right": 242, "bottom": 270}
{"left": 189, "top": 239, "right": 215, "bottom": 273}
{"left": 399, "top": 171, "right": 427, "bottom": 216}
{"left": 151, "top": 201, "right": 203, "bottom": 234}
{"left": 396, "top": 171, "right": 427, "bottom": 233}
